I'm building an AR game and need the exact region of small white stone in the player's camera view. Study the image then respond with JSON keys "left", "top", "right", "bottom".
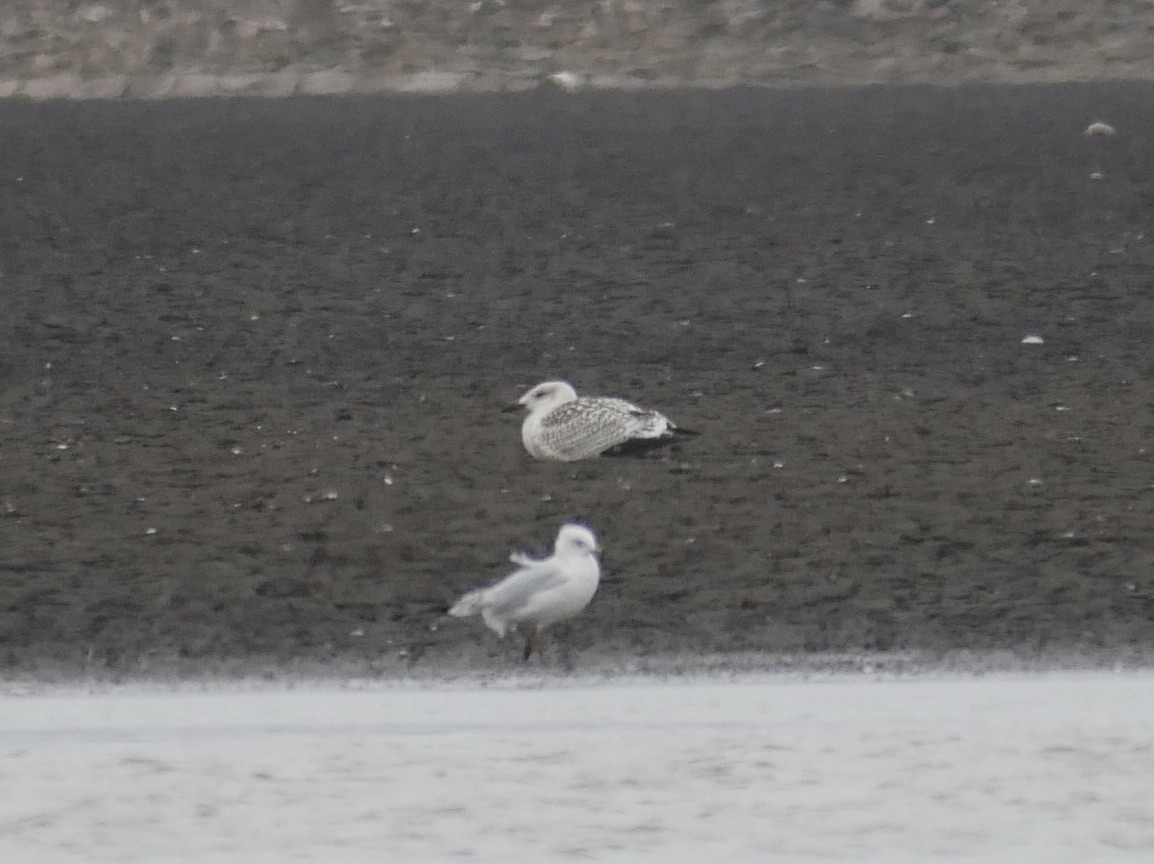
{"left": 547, "top": 71, "right": 584, "bottom": 92}
{"left": 1021, "top": 334, "right": 1044, "bottom": 345}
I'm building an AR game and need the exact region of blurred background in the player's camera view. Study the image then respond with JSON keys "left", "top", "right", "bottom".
{"left": 3, "top": 0, "right": 1153, "bottom": 99}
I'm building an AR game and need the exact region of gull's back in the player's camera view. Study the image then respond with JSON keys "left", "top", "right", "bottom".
{"left": 534, "top": 397, "right": 671, "bottom": 461}
{"left": 451, "top": 551, "right": 600, "bottom": 637}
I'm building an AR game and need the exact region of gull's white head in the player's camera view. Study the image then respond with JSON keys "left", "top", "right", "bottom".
{"left": 512, "top": 381, "right": 579, "bottom": 416}
{"left": 554, "top": 523, "right": 601, "bottom": 557}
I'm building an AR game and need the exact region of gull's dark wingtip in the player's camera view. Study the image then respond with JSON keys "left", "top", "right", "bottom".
{"left": 602, "top": 437, "right": 678, "bottom": 458}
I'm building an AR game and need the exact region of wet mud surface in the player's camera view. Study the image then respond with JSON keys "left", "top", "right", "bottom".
{"left": 2, "top": 83, "right": 1154, "bottom": 679}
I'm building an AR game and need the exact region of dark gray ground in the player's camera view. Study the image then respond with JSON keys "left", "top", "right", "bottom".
{"left": 2, "top": 83, "right": 1153, "bottom": 681}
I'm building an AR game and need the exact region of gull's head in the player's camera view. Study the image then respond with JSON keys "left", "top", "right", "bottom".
{"left": 504, "top": 380, "right": 579, "bottom": 415}
{"left": 554, "top": 523, "right": 601, "bottom": 557}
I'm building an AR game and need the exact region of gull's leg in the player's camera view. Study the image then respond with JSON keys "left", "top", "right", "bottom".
{"left": 522, "top": 628, "right": 536, "bottom": 662}
{"left": 551, "top": 624, "right": 575, "bottom": 671}
{"left": 559, "top": 633, "right": 574, "bottom": 671}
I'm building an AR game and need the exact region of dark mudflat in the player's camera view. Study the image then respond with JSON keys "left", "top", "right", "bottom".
{"left": 2, "top": 83, "right": 1153, "bottom": 679}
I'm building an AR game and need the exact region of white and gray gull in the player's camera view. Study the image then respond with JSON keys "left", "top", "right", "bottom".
{"left": 448, "top": 523, "right": 601, "bottom": 660}
{"left": 504, "top": 380, "right": 694, "bottom": 461}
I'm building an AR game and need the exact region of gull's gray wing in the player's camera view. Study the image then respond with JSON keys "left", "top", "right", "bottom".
{"left": 482, "top": 560, "right": 568, "bottom": 618}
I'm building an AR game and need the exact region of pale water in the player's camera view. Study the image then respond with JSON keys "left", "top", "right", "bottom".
{"left": 2, "top": 672, "right": 1153, "bottom": 862}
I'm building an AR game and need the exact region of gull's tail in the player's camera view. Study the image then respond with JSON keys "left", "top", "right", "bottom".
{"left": 448, "top": 588, "right": 486, "bottom": 618}
{"left": 603, "top": 421, "right": 700, "bottom": 457}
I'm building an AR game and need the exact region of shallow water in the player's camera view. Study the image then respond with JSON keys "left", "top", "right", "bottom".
{"left": 3, "top": 673, "right": 1153, "bottom": 862}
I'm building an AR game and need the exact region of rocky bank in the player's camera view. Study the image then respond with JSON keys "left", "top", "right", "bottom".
{"left": 1, "top": 0, "right": 1153, "bottom": 100}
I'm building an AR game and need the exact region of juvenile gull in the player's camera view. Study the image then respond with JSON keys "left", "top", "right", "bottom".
{"left": 448, "top": 523, "right": 601, "bottom": 660}
{"left": 505, "top": 380, "right": 693, "bottom": 461}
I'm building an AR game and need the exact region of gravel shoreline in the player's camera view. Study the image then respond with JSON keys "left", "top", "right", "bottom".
{"left": 4, "top": 82, "right": 1153, "bottom": 681}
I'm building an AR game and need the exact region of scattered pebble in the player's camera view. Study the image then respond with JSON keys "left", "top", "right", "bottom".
{"left": 547, "top": 71, "right": 583, "bottom": 91}
{"left": 1021, "top": 334, "right": 1044, "bottom": 345}
{"left": 1084, "top": 121, "right": 1116, "bottom": 137}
